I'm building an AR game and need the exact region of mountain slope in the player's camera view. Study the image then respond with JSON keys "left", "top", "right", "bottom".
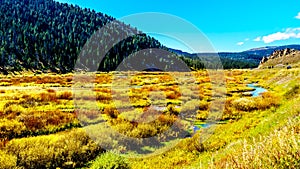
{"left": 0, "top": 0, "right": 164, "bottom": 73}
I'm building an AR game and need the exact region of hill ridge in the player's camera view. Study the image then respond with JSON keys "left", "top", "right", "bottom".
{"left": 259, "top": 48, "right": 300, "bottom": 69}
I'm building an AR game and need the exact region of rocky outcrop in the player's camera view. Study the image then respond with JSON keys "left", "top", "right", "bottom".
{"left": 260, "top": 56, "right": 269, "bottom": 65}
{"left": 269, "top": 48, "right": 297, "bottom": 59}
{"left": 259, "top": 48, "right": 300, "bottom": 68}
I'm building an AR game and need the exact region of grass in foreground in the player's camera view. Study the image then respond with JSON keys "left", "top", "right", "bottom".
{"left": 0, "top": 69, "right": 299, "bottom": 168}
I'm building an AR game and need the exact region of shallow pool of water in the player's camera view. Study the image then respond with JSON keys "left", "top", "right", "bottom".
{"left": 247, "top": 83, "right": 267, "bottom": 97}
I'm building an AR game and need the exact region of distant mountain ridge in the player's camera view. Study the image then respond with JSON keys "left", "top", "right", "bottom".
{"left": 169, "top": 44, "right": 300, "bottom": 69}
{"left": 244, "top": 44, "right": 300, "bottom": 55}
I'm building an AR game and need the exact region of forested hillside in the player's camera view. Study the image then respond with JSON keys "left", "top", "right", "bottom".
{"left": 0, "top": 0, "right": 166, "bottom": 73}
{"left": 0, "top": 0, "right": 261, "bottom": 73}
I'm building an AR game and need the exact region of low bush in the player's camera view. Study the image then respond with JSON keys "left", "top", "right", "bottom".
{"left": 96, "top": 92, "right": 112, "bottom": 102}
{"left": 2, "top": 104, "right": 25, "bottom": 119}
{"left": 0, "top": 119, "right": 26, "bottom": 140}
{"left": 166, "top": 91, "right": 180, "bottom": 99}
{"left": 46, "top": 88, "right": 56, "bottom": 93}
{"left": 57, "top": 91, "right": 73, "bottom": 100}
{"left": 0, "top": 150, "right": 17, "bottom": 169}
{"left": 178, "top": 132, "right": 205, "bottom": 152}
{"left": 90, "top": 152, "right": 130, "bottom": 169}
{"left": 284, "top": 84, "right": 300, "bottom": 98}
{"left": 199, "top": 100, "right": 210, "bottom": 111}
{"left": 196, "top": 110, "right": 208, "bottom": 120}
{"left": 232, "top": 98, "right": 256, "bottom": 112}
{"left": 5, "top": 129, "right": 102, "bottom": 168}
{"left": 254, "top": 92, "right": 280, "bottom": 110}
{"left": 103, "top": 106, "right": 119, "bottom": 118}
{"left": 40, "top": 92, "right": 57, "bottom": 102}
{"left": 232, "top": 92, "right": 280, "bottom": 112}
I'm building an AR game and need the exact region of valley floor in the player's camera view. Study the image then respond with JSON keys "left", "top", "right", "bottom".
{"left": 0, "top": 68, "right": 299, "bottom": 168}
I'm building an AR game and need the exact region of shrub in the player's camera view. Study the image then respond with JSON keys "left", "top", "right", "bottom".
{"left": 103, "top": 106, "right": 119, "bottom": 118}
{"left": 2, "top": 105, "right": 25, "bottom": 119}
{"left": 5, "top": 129, "right": 102, "bottom": 168}
{"left": 165, "top": 89, "right": 181, "bottom": 100}
{"left": 231, "top": 92, "right": 280, "bottom": 112}
{"left": 40, "top": 92, "right": 57, "bottom": 102}
{"left": 232, "top": 98, "right": 256, "bottom": 111}
{"left": 177, "top": 132, "right": 205, "bottom": 152}
{"left": 166, "top": 104, "right": 180, "bottom": 116}
{"left": 90, "top": 152, "right": 130, "bottom": 169}
{"left": 20, "top": 110, "right": 78, "bottom": 133}
{"left": 221, "top": 98, "right": 242, "bottom": 120}
{"left": 196, "top": 110, "right": 208, "bottom": 120}
{"left": 46, "top": 88, "right": 56, "bottom": 93}
{"left": 0, "top": 119, "right": 26, "bottom": 139}
{"left": 284, "top": 84, "right": 300, "bottom": 98}
{"left": 254, "top": 92, "right": 280, "bottom": 110}
{"left": 158, "top": 114, "right": 177, "bottom": 126}
{"left": 199, "top": 100, "right": 209, "bottom": 111}
{"left": 57, "top": 91, "right": 73, "bottom": 100}
{"left": 0, "top": 150, "right": 17, "bottom": 169}
{"left": 130, "top": 123, "right": 158, "bottom": 138}
{"left": 95, "top": 92, "right": 112, "bottom": 102}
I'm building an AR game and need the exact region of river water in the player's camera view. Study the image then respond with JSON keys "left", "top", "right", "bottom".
{"left": 247, "top": 83, "right": 267, "bottom": 97}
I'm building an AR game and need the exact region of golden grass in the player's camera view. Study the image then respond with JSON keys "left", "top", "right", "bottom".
{"left": 0, "top": 69, "right": 299, "bottom": 168}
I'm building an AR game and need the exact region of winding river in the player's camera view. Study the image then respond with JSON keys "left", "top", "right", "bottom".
{"left": 190, "top": 83, "right": 267, "bottom": 135}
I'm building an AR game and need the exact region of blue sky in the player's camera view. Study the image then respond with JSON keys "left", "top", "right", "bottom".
{"left": 56, "top": 0, "right": 300, "bottom": 52}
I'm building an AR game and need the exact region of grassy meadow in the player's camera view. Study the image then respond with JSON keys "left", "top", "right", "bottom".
{"left": 0, "top": 68, "right": 299, "bottom": 168}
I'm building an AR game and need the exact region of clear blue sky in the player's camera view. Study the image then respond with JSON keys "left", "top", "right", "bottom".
{"left": 56, "top": 0, "right": 300, "bottom": 52}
